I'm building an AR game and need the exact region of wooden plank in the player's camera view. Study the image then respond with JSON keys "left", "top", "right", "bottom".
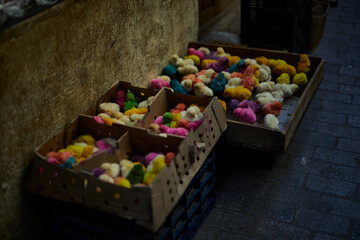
{"left": 283, "top": 59, "right": 325, "bottom": 150}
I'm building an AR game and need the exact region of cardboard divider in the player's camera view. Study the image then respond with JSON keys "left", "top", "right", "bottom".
{"left": 188, "top": 42, "right": 325, "bottom": 152}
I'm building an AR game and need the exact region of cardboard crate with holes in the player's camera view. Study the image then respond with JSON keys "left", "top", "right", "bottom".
{"left": 26, "top": 113, "right": 218, "bottom": 232}
{"left": 83, "top": 81, "right": 160, "bottom": 127}
{"left": 26, "top": 115, "right": 129, "bottom": 203}
{"left": 141, "top": 87, "right": 227, "bottom": 172}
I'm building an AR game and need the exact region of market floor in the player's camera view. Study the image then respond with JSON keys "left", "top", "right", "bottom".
{"left": 194, "top": 0, "right": 360, "bottom": 239}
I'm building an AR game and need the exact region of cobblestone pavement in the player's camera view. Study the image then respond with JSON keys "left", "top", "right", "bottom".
{"left": 195, "top": 0, "right": 360, "bottom": 239}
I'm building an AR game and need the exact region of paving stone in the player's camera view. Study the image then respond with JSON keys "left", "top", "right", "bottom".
{"left": 318, "top": 122, "right": 360, "bottom": 140}
{"left": 269, "top": 185, "right": 307, "bottom": 207}
{"left": 193, "top": 229, "right": 220, "bottom": 240}
{"left": 293, "top": 130, "right": 337, "bottom": 148}
{"left": 240, "top": 196, "right": 295, "bottom": 223}
{"left": 313, "top": 147, "right": 360, "bottom": 167}
{"left": 335, "top": 165, "right": 360, "bottom": 184}
{"left": 298, "top": 118, "right": 318, "bottom": 131}
{"left": 286, "top": 141, "right": 315, "bottom": 158}
{"left": 319, "top": 82, "right": 339, "bottom": 92}
{"left": 216, "top": 232, "right": 256, "bottom": 240}
{"left": 322, "top": 101, "right": 360, "bottom": 116}
{"left": 301, "top": 190, "right": 322, "bottom": 210}
{"left": 322, "top": 72, "right": 355, "bottom": 85}
{"left": 314, "top": 233, "right": 347, "bottom": 240}
{"left": 338, "top": 138, "right": 360, "bottom": 153}
{"left": 201, "top": 208, "right": 257, "bottom": 236}
{"left": 253, "top": 167, "right": 305, "bottom": 188}
{"left": 339, "top": 66, "right": 360, "bottom": 77}
{"left": 306, "top": 175, "right": 357, "bottom": 197}
{"left": 351, "top": 220, "right": 360, "bottom": 240}
{"left": 314, "top": 90, "right": 351, "bottom": 104}
{"left": 339, "top": 85, "right": 360, "bottom": 96}
{"left": 295, "top": 208, "right": 351, "bottom": 235}
{"left": 255, "top": 218, "right": 312, "bottom": 240}
{"left": 353, "top": 96, "right": 360, "bottom": 105}
{"left": 324, "top": 63, "right": 340, "bottom": 73}
{"left": 215, "top": 189, "right": 245, "bottom": 211}
{"left": 319, "top": 196, "right": 360, "bottom": 219}
{"left": 304, "top": 109, "right": 347, "bottom": 125}
{"left": 218, "top": 174, "right": 272, "bottom": 196}
{"left": 309, "top": 99, "right": 322, "bottom": 110}
{"left": 348, "top": 115, "right": 360, "bottom": 127}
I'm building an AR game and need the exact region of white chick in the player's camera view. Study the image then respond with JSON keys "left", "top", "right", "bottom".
{"left": 98, "top": 113, "right": 111, "bottom": 121}
{"left": 271, "top": 90, "right": 284, "bottom": 103}
{"left": 225, "top": 77, "right": 242, "bottom": 89}
{"left": 272, "top": 83, "right": 299, "bottom": 98}
{"left": 99, "top": 174, "right": 114, "bottom": 184}
{"left": 101, "top": 163, "right": 120, "bottom": 178}
{"left": 130, "top": 113, "right": 145, "bottom": 122}
{"left": 99, "top": 102, "right": 120, "bottom": 115}
{"left": 255, "top": 92, "right": 273, "bottom": 100}
{"left": 193, "top": 82, "right": 214, "bottom": 97}
{"left": 197, "top": 47, "right": 210, "bottom": 56}
{"left": 177, "top": 65, "right": 198, "bottom": 75}
{"left": 221, "top": 71, "right": 231, "bottom": 82}
{"left": 180, "top": 79, "right": 193, "bottom": 93}
{"left": 244, "top": 58, "right": 258, "bottom": 66}
{"left": 216, "top": 47, "right": 230, "bottom": 57}
{"left": 119, "top": 159, "right": 134, "bottom": 178}
{"left": 170, "top": 54, "right": 185, "bottom": 67}
{"left": 259, "top": 65, "right": 272, "bottom": 82}
{"left": 263, "top": 114, "right": 280, "bottom": 130}
{"left": 138, "top": 96, "right": 155, "bottom": 109}
{"left": 113, "top": 112, "right": 124, "bottom": 119}
{"left": 257, "top": 81, "right": 275, "bottom": 93}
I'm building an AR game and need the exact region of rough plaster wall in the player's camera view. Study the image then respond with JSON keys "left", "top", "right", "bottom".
{"left": 0, "top": 0, "right": 198, "bottom": 239}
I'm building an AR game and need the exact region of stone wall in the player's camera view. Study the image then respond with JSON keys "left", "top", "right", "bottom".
{"left": 0, "top": 0, "right": 198, "bottom": 239}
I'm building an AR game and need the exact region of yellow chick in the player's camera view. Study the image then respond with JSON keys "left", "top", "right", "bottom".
{"left": 223, "top": 85, "right": 252, "bottom": 101}
{"left": 273, "top": 64, "right": 297, "bottom": 77}
{"left": 227, "top": 56, "right": 241, "bottom": 67}
{"left": 297, "top": 54, "right": 310, "bottom": 73}
{"left": 292, "top": 73, "right": 308, "bottom": 87}
{"left": 75, "top": 134, "right": 95, "bottom": 146}
{"left": 184, "top": 55, "right": 201, "bottom": 66}
{"left": 114, "top": 177, "right": 131, "bottom": 188}
{"left": 255, "top": 56, "right": 268, "bottom": 65}
{"left": 276, "top": 73, "right": 290, "bottom": 84}
{"left": 201, "top": 59, "right": 217, "bottom": 69}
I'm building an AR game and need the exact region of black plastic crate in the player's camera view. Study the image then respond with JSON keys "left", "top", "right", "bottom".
{"left": 241, "top": 0, "right": 312, "bottom": 53}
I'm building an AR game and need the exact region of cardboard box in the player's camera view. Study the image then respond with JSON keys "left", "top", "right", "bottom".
{"left": 83, "top": 80, "right": 159, "bottom": 127}
{"left": 141, "top": 87, "right": 227, "bottom": 193}
{"left": 27, "top": 115, "right": 129, "bottom": 203}
{"left": 188, "top": 42, "right": 325, "bottom": 152}
{"left": 26, "top": 114, "right": 210, "bottom": 232}
{"left": 48, "top": 150, "right": 216, "bottom": 240}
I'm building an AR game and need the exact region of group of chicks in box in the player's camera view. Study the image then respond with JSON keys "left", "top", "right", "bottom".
{"left": 45, "top": 134, "right": 117, "bottom": 168}
{"left": 45, "top": 134, "right": 175, "bottom": 188}
{"left": 149, "top": 46, "right": 311, "bottom": 130}
{"left": 93, "top": 89, "right": 153, "bottom": 126}
{"left": 93, "top": 87, "right": 206, "bottom": 138}
{"left": 92, "top": 151, "right": 175, "bottom": 188}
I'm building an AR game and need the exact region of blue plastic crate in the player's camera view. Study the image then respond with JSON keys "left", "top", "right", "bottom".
{"left": 48, "top": 150, "right": 216, "bottom": 240}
